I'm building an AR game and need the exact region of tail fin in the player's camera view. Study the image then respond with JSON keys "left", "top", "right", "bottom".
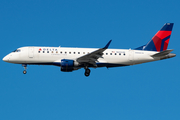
{"left": 135, "top": 23, "right": 174, "bottom": 52}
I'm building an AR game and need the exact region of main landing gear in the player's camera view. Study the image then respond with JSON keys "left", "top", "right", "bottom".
{"left": 22, "top": 64, "right": 27, "bottom": 74}
{"left": 84, "top": 67, "right": 91, "bottom": 77}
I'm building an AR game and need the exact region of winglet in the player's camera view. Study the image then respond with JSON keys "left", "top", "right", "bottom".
{"left": 103, "top": 40, "right": 112, "bottom": 49}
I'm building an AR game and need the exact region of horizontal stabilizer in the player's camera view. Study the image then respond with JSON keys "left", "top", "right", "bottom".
{"left": 151, "top": 49, "right": 174, "bottom": 57}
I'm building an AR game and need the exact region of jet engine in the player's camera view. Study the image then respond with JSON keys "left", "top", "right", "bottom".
{"left": 60, "top": 59, "right": 79, "bottom": 72}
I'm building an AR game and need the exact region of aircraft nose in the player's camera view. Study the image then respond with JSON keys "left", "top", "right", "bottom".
{"left": 2, "top": 55, "right": 9, "bottom": 62}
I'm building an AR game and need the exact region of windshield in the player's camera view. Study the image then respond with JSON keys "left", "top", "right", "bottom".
{"left": 12, "top": 49, "right": 21, "bottom": 52}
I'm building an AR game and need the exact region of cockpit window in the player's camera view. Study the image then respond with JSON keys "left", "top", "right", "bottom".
{"left": 13, "top": 49, "right": 21, "bottom": 52}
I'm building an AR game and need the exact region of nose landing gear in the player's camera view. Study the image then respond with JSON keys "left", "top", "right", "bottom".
{"left": 22, "top": 64, "right": 27, "bottom": 74}
{"left": 23, "top": 70, "right": 27, "bottom": 74}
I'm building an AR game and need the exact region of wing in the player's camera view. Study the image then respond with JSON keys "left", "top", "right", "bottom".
{"left": 76, "top": 40, "right": 112, "bottom": 67}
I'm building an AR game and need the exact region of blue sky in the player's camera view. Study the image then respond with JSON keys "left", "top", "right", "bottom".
{"left": 0, "top": 0, "right": 180, "bottom": 120}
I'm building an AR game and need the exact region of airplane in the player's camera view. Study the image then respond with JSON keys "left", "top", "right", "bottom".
{"left": 2, "top": 23, "right": 176, "bottom": 77}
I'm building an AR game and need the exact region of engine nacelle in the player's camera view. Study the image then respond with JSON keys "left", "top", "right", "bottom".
{"left": 61, "top": 59, "right": 78, "bottom": 72}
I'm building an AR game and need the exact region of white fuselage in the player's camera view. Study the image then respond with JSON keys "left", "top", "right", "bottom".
{"left": 3, "top": 46, "right": 159, "bottom": 67}
{"left": 3, "top": 23, "right": 176, "bottom": 76}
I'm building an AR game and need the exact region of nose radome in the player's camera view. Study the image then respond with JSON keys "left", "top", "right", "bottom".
{"left": 3, "top": 55, "right": 9, "bottom": 62}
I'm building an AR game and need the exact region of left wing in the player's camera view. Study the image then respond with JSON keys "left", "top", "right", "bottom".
{"left": 76, "top": 40, "right": 112, "bottom": 67}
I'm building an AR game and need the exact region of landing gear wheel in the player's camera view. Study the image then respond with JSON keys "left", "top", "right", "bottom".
{"left": 22, "top": 64, "right": 27, "bottom": 74}
{"left": 84, "top": 68, "right": 90, "bottom": 77}
{"left": 85, "top": 72, "right": 90, "bottom": 77}
{"left": 23, "top": 70, "right": 27, "bottom": 74}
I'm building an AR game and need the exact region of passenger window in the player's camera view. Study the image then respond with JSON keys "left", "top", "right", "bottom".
{"left": 60, "top": 52, "right": 62, "bottom": 54}
{"left": 110, "top": 53, "right": 112, "bottom": 55}
{"left": 78, "top": 52, "right": 80, "bottom": 54}
{"left": 106, "top": 53, "right": 108, "bottom": 55}
{"left": 38, "top": 51, "right": 40, "bottom": 53}
{"left": 43, "top": 51, "right": 45, "bottom": 53}
{"left": 56, "top": 51, "right": 58, "bottom": 53}
{"left": 52, "top": 51, "right": 53, "bottom": 53}
{"left": 47, "top": 51, "right": 49, "bottom": 53}
{"left": 74, "top": 52, "right": 76, "bottom": 54}
{"left": 83, "top": 52, "right": 85, "bottom": 54}
{"left": 119, "top": 53, "right": 121, "bottom": 55}
{"left": 115, "top": 53, "right": 116, "bottom": 55}
{"left": 65, "top": 52, "right": 67, "bottom": 54}
{"left": 69, "top": 52, "right": 71, "bottom": 54}
{"left": 124, "top": 53, "right": 125, "bottom": 55}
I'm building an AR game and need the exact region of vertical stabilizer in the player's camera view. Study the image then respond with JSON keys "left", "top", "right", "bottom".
{"left": 136, "top": 23, "right": 174, "bottom": 52}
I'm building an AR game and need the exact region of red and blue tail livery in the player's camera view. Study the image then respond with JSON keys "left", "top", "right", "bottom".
{"left": 136, "top": 23, "right": 174, "bottom": 52}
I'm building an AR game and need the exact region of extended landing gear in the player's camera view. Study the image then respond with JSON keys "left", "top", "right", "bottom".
{"left": 22, "top": 64, "right": 27, "bottom": 74}
{"left": 23, "top": 70, "right": 27, "bottom": 74}
{"left": 84, "top": 68, "right": 91, "bottom": 77}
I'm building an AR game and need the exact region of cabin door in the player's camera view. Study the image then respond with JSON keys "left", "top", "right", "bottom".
{"left": 28, "top": 47, "right": 34, "bottom": 58}
{"left": 129, "top": 49, "right": 134, "bottom": 63}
